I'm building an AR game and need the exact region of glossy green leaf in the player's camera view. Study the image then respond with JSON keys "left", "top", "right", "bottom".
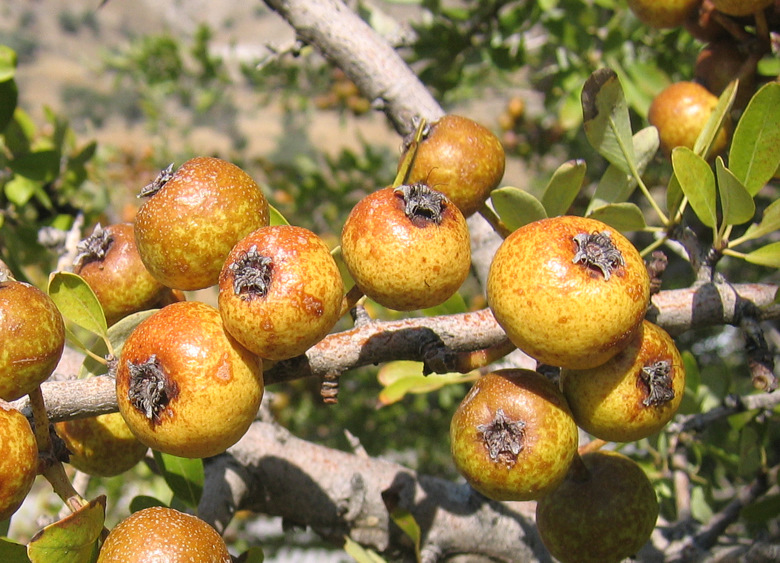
{"left": 153, "top": 451, "right": 204, "bottom": 508}
{"left": 377, "top": 361, "right": 475, "bottom": 406}
{"left": 693, "top": 79, "right": 736, "bottom": 160}
{"left": 381, "top": 489, "right": 421, "bottom": 562}
{"left": 743, "top": 242, "right": 780, "bottom": 268}
{"left": 715, "top": 157, "right": 754, "bottom": 226}
{"left": 690, "top": 486, "right": 714, "bottom": 524}
{"left": 0, "top": 46, "right": 17, "bottom": 82}
{"left": 587, "top": 202, "right": 646, "bottom": 231}
{"left": 589, "top": 126, "right": 659, "bottom": 212}
{"left": 48, "top": 272, "right": 108, "bottom": 338}
{"left": 0, "top": 539, "right": 29, "bottom": 563}
{"left": 581, "top": 68, "right": 635, "bottom": 174}
{"left": 730, "top": 82, "right": 780, "bottom": 195}
{"left": 0, "top": 79, "right": 17, "bottom": 133}
{"left": 541, "top": 159, "right": 586, "bottom": 217}
{"left": 490, "top": 186, "right": 547, "bottom": 232}
{"left": 129, "top": 495, "right": 167, "bottom": 514}
{"left": 81, "top": 309, "right": 157, "bottom": 378}
{"left": 4, "top": 175, "right": 38, "bottom": 206}
{"left": 9, "top": 149, "right": 61, "bottom": 182}
{"left": 741, "top": 199, "right": 780, "bottom": 242}
{"left": 268, "top": 203, "right": 290, "bottom": 226}
{"left": 741, "top": 493, "right": 780, "bottom": 524}
{"left": 666, "top": 173, "right": 684, "bottom": 217}
{"left": 343, "top": 537, "right": 387, "bottom": 563}
{"left": 239, "top": 546, "right": 265, "bottom": 563}
{"left": 671, "top": 147, "right": 717, "bottom": 228}
{"left": 27, "top": 496, "right": 105, "bottom": 563}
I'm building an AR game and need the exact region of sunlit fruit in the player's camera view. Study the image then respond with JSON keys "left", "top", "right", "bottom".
{"left": 218, "top": 225, "right": 344, "bottom": 361}
{"left": 115, "top": 301, "right": 263, "bottom": 458}
{"left": 0, "top": 400, "right": 38, "bottom": 521}
{"left": 55, "top": 412, "right": 148, "bottom": 477}
{"left": 487, "top": 216, "right": 650, "bottom": 369}
{"left": 450, "top": 369, "right": 578, "bottom": 501}
{"left": 341, "top": 183, "right": 471, "bottom": 311}
{"left": 560, "top": 320, "right": 686, "bottom": 442}
{"left": 648, "top": 81, "right": 729, "bottom": 156}
{"left": 401, "top": 114, "right": 505, "bottom": 217}
{"left": 74, "top": 223, "right": 168, "bottom": 326}
{"left": 134, "top": 157, "right": 269, "bottom": 291}
{"left": 97, "top": 506, "right": 230, "bottom": 562}
{"left": 0, "top": 280, "right": 65, "bottom": 401}
{"left": 627, "top": 0, "right": 700, "bottom": 28}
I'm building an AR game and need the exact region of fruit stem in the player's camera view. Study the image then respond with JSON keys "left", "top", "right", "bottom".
{"left": 610, "top": 116, "right": 669, "bottom": 226}
{"left": 28, "top": 386, "right": 88, "bottom": 510}
{"left": 639, "top": 235, "right": 668, "bottom": 258}
{"left": 477, "top": 202, "right": 512, "bottom": 239}
{"left": 28, "top": 386, "right": 53, "bottom": 453}
{"left": 394, "top": 118, "right": 428, "bottom": 187}
{"left": 452, "top": 339, "right": 517, "bottom": 372}
{"left": 578, "top": 438, "right": 607, "bottom": 456}
{"left": 339, "top": 284, "right": 366, "bottom": 318}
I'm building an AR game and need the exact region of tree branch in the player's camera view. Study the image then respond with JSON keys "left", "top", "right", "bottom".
{"left": 12, "top": 282, "right": 778, "bottom": 423}
{"left": 198, "top": 419, "right": 553, "bottom": 562}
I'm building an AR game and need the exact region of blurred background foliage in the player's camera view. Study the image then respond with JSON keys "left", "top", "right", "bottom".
{"left": 1, "top": 0, "right": 778, "bottom": 557}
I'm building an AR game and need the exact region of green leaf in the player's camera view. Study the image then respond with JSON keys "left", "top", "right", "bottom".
{"left": 540, "top": 159, "right": 586, "bottom": 217}
{"left": 81, "top": 310, "right": 156, "bottom": 378}
{"left": 729, "top": 82, "right": 780, "bottom": 195}
{"left": 490, "top": 187, "right": 547, "bottom": 231}
{"left": 742, "top": 494, "right": 780, "bottom": 524}
{"left": 715, "top": 157, "right": 754, "bottom": 226}
{"left": 693, "top": 79, "right": 736, "bottom": 160}
{"left": 581, "top": 68, "right": 635, "bottom": 174}
{"left": 377, "top": 361, "right": 475, "bottom": 406}
{"left": 4, "top": 175, "right": 38, "bottom": 206}
{"left": 741, "top": 199, "right": 780, "bottom": 242}
{"left": 9, "top": 149, "right": 61, "bottom": 182}
{"left": 0, "top": 79, "right": 17, "bottom": 132}
{"left": 268, "top": 203, "right": 290, "bottom": 226}
{"left": 0, "top": 45, "right": 17, "bottom": 82}
{"left": 589, "top": 126, "right": 659, "bottom": 212}
{"left": 27, "top": 496, "right": 105, "bottom": 563}
{"left": 738, "top": 424, "right": 762, "bottom": 478}
{"left": 343, "top": 537, "right": 387, "bottom": 563}
{"left": 48, "top": 272, "right": 108, "bottom": 338}
{"left": 239, "top": 546, "right": 265, "bottom": 563}
{"left": 671, "top": 147, "right": 717, "bottom": 228}
{"left": 743, "top": 241, "right": 780, "bottom": 268}
{"left": 690, "top": 486, "right": 714, "bottom": 523}
{"left": 153, "top": 451, "right": 204, "bottom": 508}
{"left": 587, "top": 202, "right": 646, "bottom": 231}
{"left": 0, "top": 539, "right": 29, "bottom": 563}
{"left": 129, "top": 495, "right": 167, "bottom": 514}
{"left": 381, "top": 488, "right": 421, "bottom": 562}
{"left": 666, "top": 173, "right": 684, "bottom": 217}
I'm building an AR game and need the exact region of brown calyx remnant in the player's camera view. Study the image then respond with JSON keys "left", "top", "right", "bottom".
{"left": 476, "top": 408, "right": 526, "bottom": 467}
{"left": 394, "top": 182, "right": 446, "bottom": 226}
{"left": 228, "top": 245, "right": 273, "bottom": 299}
{"left": 73, "top": 223, "right": 113, "bottom": 270}
{"left": 572, "top": 230, "right": 625, "bottom": 281}
{"left": 127, "top": 355, "right": 177, "bottom": 424}
{"left": 138, "top": 163, "right": 175, "bottom": 198}
{"left": 640, "top": 360, "right": 675, "bottom": 407}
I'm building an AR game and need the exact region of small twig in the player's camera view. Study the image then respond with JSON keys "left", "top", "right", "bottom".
{"left": 667, "top": 391, "right": 780, "bottom": 435}
{"left": 736, "top": 299, "right": 778, "bottom": 392}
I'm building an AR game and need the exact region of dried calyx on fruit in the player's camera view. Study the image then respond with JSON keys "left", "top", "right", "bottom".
{"left": 126, "top": 354, "right": 177, "bottom": 424}
{"left": 229, "top": 245, "right": 273, "bottom": 298}
{"left": 640, "top": 360, "right": 675, "bottom": 406}
{"left": 476, "top": 408, "right": 526, "bottom": 465}
{"left": 73, "top": 223, "right": 112, "bottom": 269}
{"left": 394, "top": 182, "right": 446, "bottom": 225}
{"left": 138, "top": 163, "right": 174, "bottom": 198}
{"left": 571, "top": 230, "right": 625, "bottom": 280}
